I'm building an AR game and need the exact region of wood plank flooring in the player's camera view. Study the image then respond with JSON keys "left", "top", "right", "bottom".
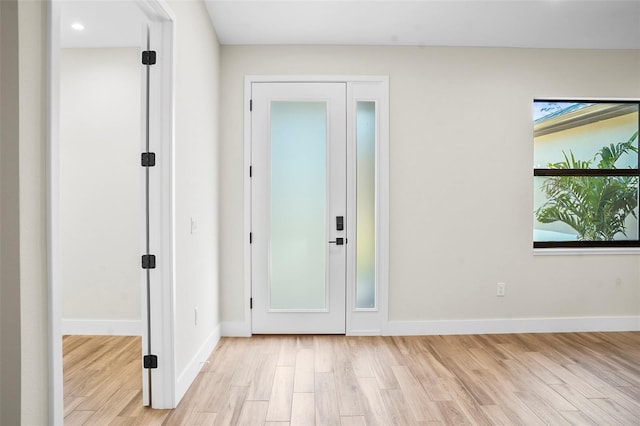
{"left": 64, "top": 332, "right": 640, "bottom": 425}
{"left": 63, "top": 335, "right": 171, "bottom": 425}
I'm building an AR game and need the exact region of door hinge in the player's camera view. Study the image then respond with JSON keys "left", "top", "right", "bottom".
{"left": 250, "top": 99, "right": 253, "bottom": 111}
{"left": 143, "top": 354, "right": 158, "bottom": 369}
{"left": 250, "top": 298, "right": 253, "bottom": 309}
{"left": 249, "top": 166, "right": 252, "bottom": 177}
{"left": 249, "top": 232, "right": 253, "bottom": 244}
{"left": 141, "top": 50, "right": 156, "bottom": 65}
{"left": 142, "top": 254, "right": 156, "bottom": 269}
{"left": 141, "top": 152, "right": 156, "bottom": 167}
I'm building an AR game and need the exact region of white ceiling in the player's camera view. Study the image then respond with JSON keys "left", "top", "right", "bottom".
{"left": 59, "top": 0, "right": 640, "bottom": 50}
{"left": 205, "top": 0, "right": 640, "bottom": 49}
{"left": 60, "top": 1, "right": 145, "bottom": 48}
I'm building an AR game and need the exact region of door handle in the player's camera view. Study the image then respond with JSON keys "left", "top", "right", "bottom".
{"left": 328, "top": 237, "right": 344, "bottom": 245}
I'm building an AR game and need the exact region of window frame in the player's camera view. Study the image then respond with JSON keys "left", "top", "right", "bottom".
{"left": 533, "top": 98, "right": 640, "bottom": 249}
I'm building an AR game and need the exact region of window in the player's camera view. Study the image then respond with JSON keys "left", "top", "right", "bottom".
{"left": 356, "top": 101, "right": 376, "bottom": 308}
{"left": 533, "top": 100, "right": 640, "bottom": 248}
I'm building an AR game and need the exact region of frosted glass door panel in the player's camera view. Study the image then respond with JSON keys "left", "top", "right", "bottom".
{"left": 270, "top": 101, "right": 327, "bottom": 310}
{"left": 356, "top": 102, "right": 376, "bottom": 309}
{"left": 251, "top": 81, "right": 346, "bottom": 334}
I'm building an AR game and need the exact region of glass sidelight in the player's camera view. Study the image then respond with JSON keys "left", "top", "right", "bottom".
{"left": 356, "top": 101, "right": 376, "bottom": 309}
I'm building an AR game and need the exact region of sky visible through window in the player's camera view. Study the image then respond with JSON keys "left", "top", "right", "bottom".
{"left": 533, "top": 101, "right": 592, "bottom": 122}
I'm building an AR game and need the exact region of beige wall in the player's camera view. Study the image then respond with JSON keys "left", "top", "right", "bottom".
{"left": 18, "top": 0, "right": 47, "bottom": 422}
{"left": 168, "top": 0, "right": 221, "bottom": 377}
{"left": 1, "top": 0, "right": 49, "bottom": 424}
{"left": 1, "top": 0, "right": 22, "bottom": 424}
{"left": 1, "top": 1, "right": 47, "bottom": 423}
{"left": 220, "top": 46, "right": 640, "bottom": 323}
{"left": 60, "top": 48, "right": 142, "bottom": 324}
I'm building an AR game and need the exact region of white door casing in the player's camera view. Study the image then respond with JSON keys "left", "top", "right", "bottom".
{"left": 246, "top": 76, "right": 389, "bottom": 336}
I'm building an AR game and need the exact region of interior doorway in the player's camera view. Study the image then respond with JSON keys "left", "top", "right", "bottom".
{"left": 58, "top": 40, "right": 145, "bottom": 422}
{"left": 49, "top": 0, "right": 176, "bottom": 422}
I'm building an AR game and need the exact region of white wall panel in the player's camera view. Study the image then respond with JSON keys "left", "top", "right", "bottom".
{"left": 60, "top": 48, "right": 142, "bottom": 323}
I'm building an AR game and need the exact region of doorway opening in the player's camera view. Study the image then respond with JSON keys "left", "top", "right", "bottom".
{"left": 48, "top": 0, "right": 176, "bottom": 423}
{"left": 58, "top": 35, "right": 145, "bottom": 420}
{"left": 245, "top": 76, "right": 389, "bottom": 336}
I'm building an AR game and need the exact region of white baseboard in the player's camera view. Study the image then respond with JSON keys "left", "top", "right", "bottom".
{"left": 347, "top": 329, "right": 382, "bottom": 336}
{"left": 383, "top": 316, "right": 640, "bottom": 336}
{"left": 221, "top": 320, "right": 251, "bottom": 337}
{"left": 175, "top": 324, "right": 221, "bottom": 404}
{"left": 219, "top": 316, "right": 639, "bottom": 337}
{"left": 62, "top": 319, "right": 142, "bottom": 336}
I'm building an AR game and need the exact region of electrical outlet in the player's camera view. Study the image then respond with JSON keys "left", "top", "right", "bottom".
{"left": 496, "top": 282, "right": 506, "bottom": 297}
{"left": 194, "top": 307, "right": 198, "bottom": 325}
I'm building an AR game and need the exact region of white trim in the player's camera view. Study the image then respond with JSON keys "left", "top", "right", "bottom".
{"left": 224, "top": 316, "right": 640, "bottom": 337}
{"left": 221, "top": 321, "right": 252, "bottom": 337}
{"left": 534, "top": 97, "right": 640, "bottom": 102}
{"left": 175, "top": 325, "right": 221, "bottom": 403}
{"left": 243, "top": 78, "right": 253, "bottom": 336}
{"left": 136, "top": 0, "right": 176, "bottom": 21}
{"left": 534, "top": 248, "right": 640, "bottom": 256}
{"left": 347, "top": 329, "right": 382, "bottom": 336}
{"left": 345, "top": 79, "right": 390, "bottom": 335}
{"left": 146, "top": 13, "right": 177, "bottom": 410}
{"left": 46, "top": 3, "right": 63, "bottom": 423}
{"left": 61, "top": 320, "right": 142, "bottom": 336}
{"left": 246, "top": 75, "right": 388, "bottom": 84}
{"left": 383, "top": 316, "right": 640, "bottom": 336}
{"left": 376, "top": 81, "right": 390, "bottom": 334}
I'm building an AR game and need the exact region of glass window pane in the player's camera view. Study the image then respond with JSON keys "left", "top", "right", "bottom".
{"left": 534, "top": 175, "right": 639, "bottom": 242}
{"left": 356, "top": 102, "right": 376, "bottom": 309}
{"left": 270, "top": 101, "right": 327, "bottom": 309}
{"left": 533, "top": 101, "right": 639, "bottom": 170}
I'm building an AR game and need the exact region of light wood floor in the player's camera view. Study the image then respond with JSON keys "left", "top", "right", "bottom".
{"left": 64, "top": 332, "right": 640, "bottom": 425}
{"left": 63, "top": 335, "right": 170, "bottom": 425}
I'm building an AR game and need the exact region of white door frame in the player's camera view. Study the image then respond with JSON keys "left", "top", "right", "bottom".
{"left": 47, "top": 0, "right": 176, "bottom": 423}
{"left": 244, "top": 76, "right": 389, "bottom": 336}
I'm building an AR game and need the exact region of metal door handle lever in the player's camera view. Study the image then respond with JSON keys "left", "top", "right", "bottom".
{"left": 328, "top": 238, "right": 344, "bottom": 245}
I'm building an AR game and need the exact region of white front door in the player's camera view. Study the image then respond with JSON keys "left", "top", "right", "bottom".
{"left": 251, "top": 82, "right": 347, "bottom": 333}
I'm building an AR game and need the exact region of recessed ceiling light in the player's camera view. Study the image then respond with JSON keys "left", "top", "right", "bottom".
{"left": 71, "top": 22, "right": 85, "bottom": 31}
